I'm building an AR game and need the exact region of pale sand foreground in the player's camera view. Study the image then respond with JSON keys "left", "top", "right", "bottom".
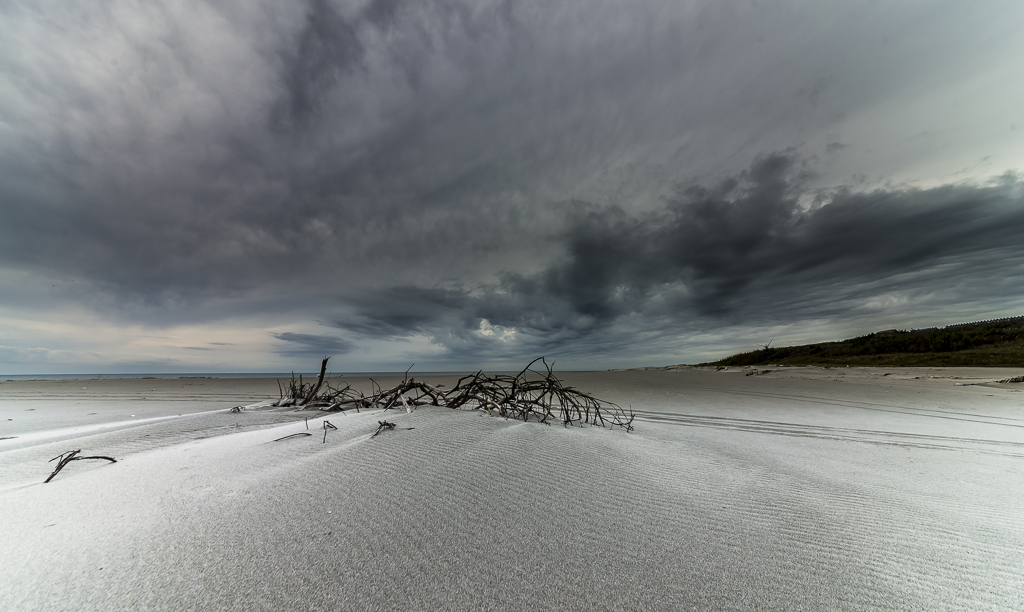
{"left": 1, "top": 367, "right": 1023, "bottom": 610}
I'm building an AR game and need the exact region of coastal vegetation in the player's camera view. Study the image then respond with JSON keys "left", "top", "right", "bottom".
{"left": 709, "top": 316, "right": 1024, "bottom": 367}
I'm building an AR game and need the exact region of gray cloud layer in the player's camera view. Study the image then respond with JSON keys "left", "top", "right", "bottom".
{"left": 334, "top": 155, "right": 1024, "bottom": 362}
{"left": 271, "top": 332, "right": 355, "bottom": 357}
{"left": 1, "top": 0, "right": 1022, "bottom": 369}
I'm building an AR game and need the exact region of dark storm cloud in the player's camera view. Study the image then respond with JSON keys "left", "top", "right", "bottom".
{"left": 336, "top": 286, "right": 470, "bottom": 338}
{"left": 0, "top": 0, "right": 546, "bottom": 314}
{"left": 3, "top": 0, "right": 1008, "bottom": 300}
{"left": 274, "top": 0, "right": 363, "bottom": 128}
{"left": 328, "top": 154, "right": 1024, "bottom": 361}
{"left": 270, "top": 332, "right": 356, "bottom": 357}
{"left": 2, "top": 0, "right": 1023, "bottom": 369}
{"left": 537, "top": 155, "right": 1024, "bottom": 323}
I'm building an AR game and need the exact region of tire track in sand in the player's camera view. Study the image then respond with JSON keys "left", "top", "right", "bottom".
{"left": 632, "top": 410, "right": 1024, "bottom": 457}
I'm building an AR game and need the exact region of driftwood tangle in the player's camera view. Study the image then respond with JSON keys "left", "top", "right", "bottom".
{"left": 277, "top": 357, "right": 634, "bottom": 432}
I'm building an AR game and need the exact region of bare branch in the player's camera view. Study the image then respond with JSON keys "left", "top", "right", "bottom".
{"left": 44, "top": 450, "right": 117, "bottom": 483}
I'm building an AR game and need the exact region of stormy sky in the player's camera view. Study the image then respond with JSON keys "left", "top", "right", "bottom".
{"left": 2, "top": 0, "right": 1023, "bottom": 373}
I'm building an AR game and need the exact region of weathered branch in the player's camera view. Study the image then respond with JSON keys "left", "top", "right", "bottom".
{"left": 371, "top": 420, "right": 396, "bottom": 438}
{"left": 274, "top": 432, "right": 312, "bottom": 442}
{"left": 44, "top": 450, "right": 117, "bottom": 483}
{"left": 302, "top": 357, "right": 330, "bottom": 406}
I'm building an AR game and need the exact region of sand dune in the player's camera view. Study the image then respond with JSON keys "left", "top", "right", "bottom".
{"left": 2, "top": 367, "right": 1023, "bottom": 610}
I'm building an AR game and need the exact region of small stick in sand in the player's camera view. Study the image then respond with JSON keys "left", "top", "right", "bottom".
{"left": 44, "top": 450, "right": 117, "bottom": 483}
{"left": 371, "top": 420, "right": 396, "bottom": 438}
{"left": 322, "top": 420, "right": 337, "bottom": 443}
{"left": 274, "top": 432, "right": 312, "bottom": 442}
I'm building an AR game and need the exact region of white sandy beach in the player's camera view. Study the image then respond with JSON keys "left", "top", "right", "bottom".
{"left": 1, "top": 367, "right": 1023, "bottom": 610}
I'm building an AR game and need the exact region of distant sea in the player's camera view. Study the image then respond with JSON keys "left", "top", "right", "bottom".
{"left": 1, "top": 371, "right": 479, "bottom": 381}
{"left": 0, "top": 370, "right": 577, "bottom": 381}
